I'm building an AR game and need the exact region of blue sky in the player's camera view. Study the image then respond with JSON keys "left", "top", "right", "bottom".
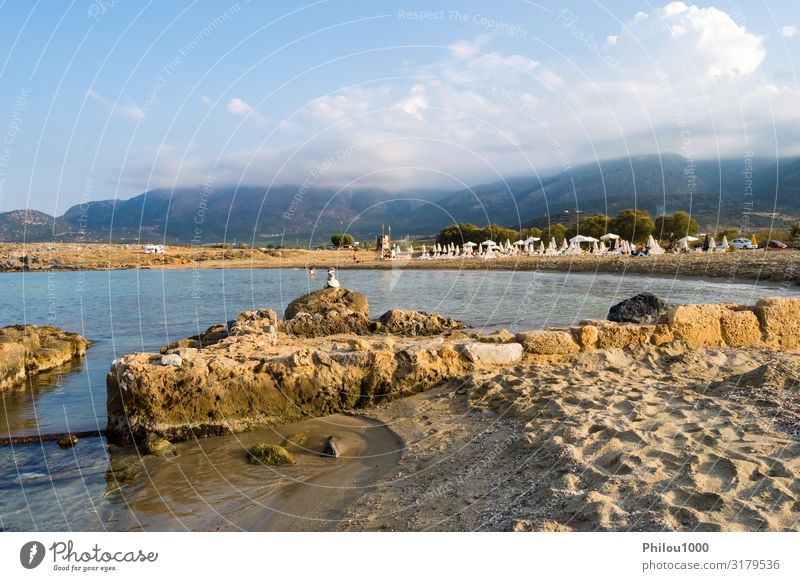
{"left": 0, "top": 0, "right": 798, "bottom": 213}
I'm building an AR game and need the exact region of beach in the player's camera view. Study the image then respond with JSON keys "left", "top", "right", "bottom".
{"left": 2, "top": 242, "right": 800, "bottom": 285}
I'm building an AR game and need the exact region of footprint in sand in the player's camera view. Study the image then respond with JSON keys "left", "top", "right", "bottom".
{"left": 693, "top": 455, "right": 738, "bottom": 493}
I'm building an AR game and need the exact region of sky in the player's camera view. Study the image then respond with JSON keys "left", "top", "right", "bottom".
{"left": 0, "top": 0, "right": 798, "bottom": 214}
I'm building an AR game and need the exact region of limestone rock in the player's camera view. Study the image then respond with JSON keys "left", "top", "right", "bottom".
{"left": 755, "top": 297, "right": 800, "bottom": 349}
{"left": 284, "top": 287, "right": 369, "bottom": 320}
{"left": 285, "top": 311, "right": 373, "bottom": 337}
{"left": 0, "top": 325, "right": 90, "bottom": 390}
{"left": 608, "top": 293, "right": 669, "bottom": 324}
{"left": 375, "top": 309, "right": 465, "bottom": 336}
{"left": 247, "top": 443, "right": 295, "bottom": 465}
{"left": 229, "top": 308, "right": 280, "bottom": 337}
{"left": 459, "top": 342, "right": 524, "bottom": 365}
{"left": 720, "top": 309, "right": 762, "bottom": 347}
{"left": 667, "top": 304, "right": 728, "bottom": 347}
{"left": 160, "top": 354, "right": 183, "bottom": 366}
{"left": 160, "top": 323, "right": 228, "bottom": 353}
{"left": 516, "top": 330, "right": 580, "bottom": 355}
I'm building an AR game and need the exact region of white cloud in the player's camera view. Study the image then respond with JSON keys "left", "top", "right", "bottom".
{"left": 87, "top": 88, "right": 145, "bottom": 121}
{"left": 605, "top": 35, "right": 618, "bottom": 46}
{"left": 201, "top": 95, "right": 211, "bottom": 105}
{"left": 227, "top": 97, "right": 268, "bottom": 125}
{"left": 781, "top": 25, "right": 798, "bottom": 38}
{"left": 395, "top": 84, "right": 428, "bottom": 121}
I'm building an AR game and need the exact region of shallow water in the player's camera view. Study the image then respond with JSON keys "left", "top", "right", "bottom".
{"left": 0, "top": 267, "right": 795, "bottom": 530}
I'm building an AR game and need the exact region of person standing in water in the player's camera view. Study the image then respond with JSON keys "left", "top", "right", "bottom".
{"left": 307, "top": 264, "right": 316, "bottom": 278}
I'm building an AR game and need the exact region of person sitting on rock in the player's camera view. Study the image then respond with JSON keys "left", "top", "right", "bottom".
{"left": 325, "top": 268, "right": 340, "bottom": 288}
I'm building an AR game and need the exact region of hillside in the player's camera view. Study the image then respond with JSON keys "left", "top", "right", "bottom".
{"left": 1, "top": 154, "right": 799, "bottom": 243}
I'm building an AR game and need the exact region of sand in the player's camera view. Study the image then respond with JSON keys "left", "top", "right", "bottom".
{"left": 3, "top": 242, "right": 800, "bottom": 285}
{"left": 337, "top": 346, "right": 800, "bottom": 531}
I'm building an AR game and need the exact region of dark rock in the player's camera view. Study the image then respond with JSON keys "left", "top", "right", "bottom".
{"left": 57, "top": 434, "right": 78, "bottom": 448}
{"left": 160, "top": 323, "right": 229, "bottom": 353}
{"left": 608, "top": 293, "right": 669, "bottom": 324}
{"left": 284, "top": 287, "right": 369, "bottom": 320}
{"left": 321, "top": 436, "right": 341, "bottom": 458}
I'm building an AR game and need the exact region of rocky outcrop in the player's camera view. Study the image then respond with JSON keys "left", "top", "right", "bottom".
{"left": 284, "top": 288, "right": 369, "bottom": 320}
{"left": 607, "top": 292, "right": 668, "bottom": 324}
{"left": 375, "top": 309, "right": 465, "bottom": 336}
{"left": 106, "top": 293, "right": 800, "bottom": 445}
{"left": 0, "top": 325, "right": 90, "bottom": 390}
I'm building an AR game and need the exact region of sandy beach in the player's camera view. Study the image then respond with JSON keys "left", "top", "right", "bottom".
{"left": 339, "top": 346, "right": 800, "bottom": 532}
{"left": 2, "top": 242, "right": 800, "bottom": 285}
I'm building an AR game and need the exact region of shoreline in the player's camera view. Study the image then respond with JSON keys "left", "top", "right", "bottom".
{"left": 2, "top": 242, "right": 799, "bottom": 286}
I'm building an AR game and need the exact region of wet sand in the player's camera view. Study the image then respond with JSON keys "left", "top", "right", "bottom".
{"left": 105, "top": 414, "right": 403, "bottom": 531}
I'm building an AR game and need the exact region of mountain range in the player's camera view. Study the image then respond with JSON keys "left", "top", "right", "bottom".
{"left": 2, "top": 154, "right": 798, "bottom": 244}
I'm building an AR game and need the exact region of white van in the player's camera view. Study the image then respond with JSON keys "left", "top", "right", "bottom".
{"left": 729, "top": 238, "right": 756, "bottom": 250}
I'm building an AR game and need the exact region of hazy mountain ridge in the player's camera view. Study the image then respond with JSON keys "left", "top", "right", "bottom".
{"left": 1, "top": 155, "right": 798, "bottom": 243}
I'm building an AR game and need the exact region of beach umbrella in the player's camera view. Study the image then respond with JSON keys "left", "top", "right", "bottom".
{"left": 569, "top": 235, "right": 599, "bottom": 244}
{"left": 721, "top": 235, "right": 729, "bottom": 250}
{"left": 463, "top": 241, "right": 477, "bottom": 248}
{"left": 676, "top": 235, "right": 699, "bottom": 244}
{"left": 751, "top": 233, "right": 758, "bottom": 246}
{"left": 706, "top": 235, "right": 716, "bottom": 253}
{"left": 481, "top": 240, "right": 498, "bottom": 246}
{"left": 599, "top": 240, "right": 607, "bottom": 252}
{"left": 600, "top": 233, "right": 620, "bottom": 240}
{"left": 560, "top": 239, "right": 568, "bottom": 251}
{"left": 514, "top": 240, "right": 526, "bottom": 246}
{"left": 592, "top": 240, "right": 599, "bottom": 253}
{"left": 538, "top": 241, "right": 545, "bottom": 254}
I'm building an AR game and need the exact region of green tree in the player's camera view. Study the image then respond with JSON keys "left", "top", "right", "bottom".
{"left": 610, "top": 209, "right": 655, "bottom": 244}
{"left": 542, "top": 223, "right": 568, "bottom": 245}
{"left": 331, "top": 233, "right": 354, "bottom": 248}
{"left": 789, "top": 224, "right": 800, "bottom": 245}
{"left": 436, "top": 223, "right": 483, "bottom": 246}
{"left": 566, "top": 213, "right": 611, "bottom": 240}
{"left": 654, "top": 211, "right": 698, "bottom": 242}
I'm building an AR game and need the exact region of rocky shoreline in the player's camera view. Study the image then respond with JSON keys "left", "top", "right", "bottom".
{"left": 106, "top": 286, "right": 800, "bottom": 448}
{"left": 0, "top": 325, "right": 90, "bottom": 390}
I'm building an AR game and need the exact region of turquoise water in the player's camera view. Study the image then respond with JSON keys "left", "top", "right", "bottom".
{"left": 0, "top": 267, "right": 795, "bottom": 530}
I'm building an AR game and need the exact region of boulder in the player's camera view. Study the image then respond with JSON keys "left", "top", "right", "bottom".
{"left": 160, "top": 323, "right": 228, "bottom": 353}
{"left": 667, "top": 304, "right": 727, "bottom": 347}
{"left": 57, "top": 434, "right": 78, "bottom": 449}
{"left": 321, "top": 436, "right": 341, "bottom": 458}
{"left": 754, "top": 297, "right": 800, "bottom": 349}
{"left": 229, "top": 308, "right": 280, "bottom": 337}
{"left": 284, "top": 287, "right": 369, "bottom": 320}
{"left": 720, "top": 309, "right": 762, "bottom": 347}
{"left": 607, "top": 293, "right": 668, "bottom": 324}
{"left": 516, "top": 330, "right": 580, "bottom": 355}
{"left": 160, "top": 354, "right": 183, "bottom": 366}
{"left": 459, "top": 342, "right": 524, "bottom": 365}
{"left": 0, "top": 325, "right": 90, "bottom": 390}
{"left": 247, "top": 443, "right": 295, "bottom": 466}
{"left": 375, "top": 309, "right": 465, "bottom": 336}
{"left": 284, "top": 311, "right": 373, "bottom": 337}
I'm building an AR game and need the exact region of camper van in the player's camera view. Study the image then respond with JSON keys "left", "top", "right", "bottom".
{"left": 143, "top": 244, "right": 166, "bottom": 254}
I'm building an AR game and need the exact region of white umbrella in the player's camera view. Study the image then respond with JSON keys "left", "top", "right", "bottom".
{"left": 600, "top": 233, "right": 620, "bottom": 240}
{"left": 676, "top": 235, "right": 699, "bottom": 244}
{"left": 560, "top": 239, "right": 568, "bottom": 251}
{"left": 513, "top": 240, "right": 526, "bottom": 246}
{"left": 569, "top": 235, "right": 599, "bottom": 244}
{"left": 420, "top": 244, "right": 426, "bottom": 257}
{"left": 481, "top": 240, "right": 498, "bottom": 246}
{"left": 463, "top": 241, "right": 477, "bottom": 248}
{"left": 598, "top": 240, "right": 607, "bottom": 252}
{"left": 706, "top": 235, "right": 716, "bottom": 253}
{"left": 525, "top": 236, "right": 541, "bottom": 244}
{"left": 720, "top": 235, "right": 729, "bottom": 250}
{"left": 538, "top": 241, "right": 545, "bottom": 253}
{"left": 592, "top": 240, "right": 599, "bottom": 253}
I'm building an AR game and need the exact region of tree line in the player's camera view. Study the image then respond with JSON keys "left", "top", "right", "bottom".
{"left": 437, "top": 210, "right": 703, "bottom": 246}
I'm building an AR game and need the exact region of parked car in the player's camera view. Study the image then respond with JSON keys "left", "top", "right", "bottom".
{"left": 729, "top": 237, "right": 757, "bottom": 250}
{"left": 765, "top": 240, "right": 788, "bottom": 249}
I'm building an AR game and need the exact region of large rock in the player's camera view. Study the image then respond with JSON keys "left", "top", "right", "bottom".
{"left": 516, "top": 330, "right": 580, "bottom": 355}
{"left": 375, "top": 309, "right": 465, "bottom": 336}
{"left": 459, "top": 342, "right": 524, "bottom": 365}
{"left": 160, "top": 323, "right": 229, "bottom": 353}
{"left": 284, "top": 287, "right": 369, "bottom": 320}
{"left": 0, "top": 325, "right": 90, "bottom": 390}
{"left": 667, "top": 304, "right": 728, "bottom": 347}
{"left": 754, "top": 297, "right": 800, "bottom": 349}
{"left": 608, "top": 293, "right": 668, "bottom": 324}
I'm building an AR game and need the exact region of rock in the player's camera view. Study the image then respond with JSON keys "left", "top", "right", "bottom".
{"left": 284, "top": 287, "right": 369, "bottom": 320}
{"left": 247, "top": 443, "right": 295, "bottom": 465}
{"left": 594, "top": 322, "right": 655, "bottom": 350}
{"left": 160, "top": 354, "right": 183, "bottom": 366}
{"left": 0, "top": 325, "right": 90, "bottom": 391}
{"left": 229, "top": 308, "right": 280, "bottom": 337}
{"left": 375, "top": 309, "right": 465, "bottom": 336}
{"left": 281, "top": 432, "right": 309, "bottom": 448}
{"left": 57, "top": 434, "right": 78, "bottom": 449}
{"left": 285, "top": 311, "right": 373, "bottom": 338}
{"left": 667, "top": 304, "right": 728, "bottom": 347}
{"left": 608, "top": 293, "right": 669, "bottom": 324}
{"left": 143, "top": 434, "right": 173, "bottom": 455}
{"left": 478, "top": 329, "right": 516, "bottom": 344}
{"left": 720, "top": 309, "right": 762, "bottom": 347}
{"left": 459, "top": 342, "right": 524, "bottom": 365}
{"left": 321, "top": 436, "right": 341, "bottom": 457}
{"left": 160, "top": 323, "right": 228, "bottom": 353}
{"left": 516, "top": 331, "right": 580, "bottom": 355}
{"left": 754, "top": 297, "right": 800, "bottom": 349}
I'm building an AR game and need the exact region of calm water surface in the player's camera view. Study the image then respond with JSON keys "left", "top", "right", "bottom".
{"left": 0, "top": 267, "right": 795, "bottom": 530}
